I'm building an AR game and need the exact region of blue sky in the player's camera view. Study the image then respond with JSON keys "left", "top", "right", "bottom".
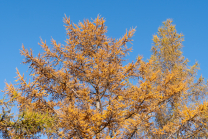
{"left": 1, "top": 1, "right": 208, "bottom": 87}
{"left": 0, "top": 0, "right": 208, "bottom": 137}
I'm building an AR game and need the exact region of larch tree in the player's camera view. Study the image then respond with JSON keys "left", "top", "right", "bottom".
{"left": 1, "top": 16, "right": 208, "bottom": 139}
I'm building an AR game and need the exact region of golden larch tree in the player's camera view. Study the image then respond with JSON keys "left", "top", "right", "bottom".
{"left": 1, "top": 16, "right": 208, "bottom": 138}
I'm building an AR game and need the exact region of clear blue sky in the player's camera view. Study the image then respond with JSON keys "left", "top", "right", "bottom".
{"left": 0, "top": 0, "right": 208, "bottom": 137}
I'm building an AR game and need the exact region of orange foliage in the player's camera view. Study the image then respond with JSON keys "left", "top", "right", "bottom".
{"left": 1, "top": 16, "right": 208, "bottom": 138}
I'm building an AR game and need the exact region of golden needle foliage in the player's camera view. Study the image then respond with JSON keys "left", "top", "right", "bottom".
{"left": 1, "top": 16, "right": 208, "bottom": 138}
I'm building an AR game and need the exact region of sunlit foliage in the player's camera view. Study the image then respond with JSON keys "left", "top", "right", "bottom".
{"left": 1, "top": 16, "right": 208, "bottom": 138}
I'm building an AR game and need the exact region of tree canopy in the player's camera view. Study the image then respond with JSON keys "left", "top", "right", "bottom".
{"left": 1, "top": 15, "right": 208, "bottom": 139}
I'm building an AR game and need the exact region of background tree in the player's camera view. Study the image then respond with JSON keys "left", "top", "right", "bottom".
{"left": 149, "top": 19, "right": 208, "bottom": 138}
{"left": 1, "top": 16, "right": 208, "bottom": 138}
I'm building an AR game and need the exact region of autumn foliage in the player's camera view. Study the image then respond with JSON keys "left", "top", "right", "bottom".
{"left": 1, "top": 15, "right": 208, "bottom": 138}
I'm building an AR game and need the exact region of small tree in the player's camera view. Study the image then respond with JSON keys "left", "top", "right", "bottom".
{"left": 1, "top": 16, "right": 208, "bottom": 138}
